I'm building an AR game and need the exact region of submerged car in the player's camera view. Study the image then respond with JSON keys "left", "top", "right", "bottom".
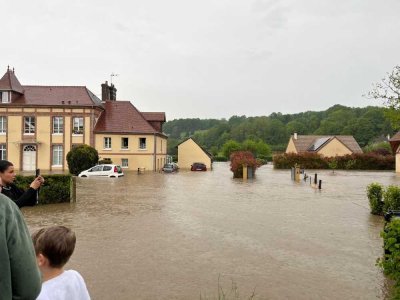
{"left": 78, "top": 164, "right": 124, "bottom": 178}
{"left": 162, "top": 163, "right": 176, "bottom": 173}
{"left": 191, "top": 162, "right": 207, "bottom": 171}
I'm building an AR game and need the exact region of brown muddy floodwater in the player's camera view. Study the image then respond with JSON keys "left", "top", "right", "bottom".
{"left": 22, "top": 162, "right": 396, "bottom": 299}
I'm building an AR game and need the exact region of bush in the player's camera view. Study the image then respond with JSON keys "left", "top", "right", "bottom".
{"left": 273, "top": 153, "right": 394, "bottom": 170}
{"left": 384, "top": 185, "right": 400, "bottom": 213}
{"left": 378, "top": 219, "right": 400, "bottom": 299}
{"left": 15, "top": 174, "right": 71, "bottom": 204}
{"left": 367, "top": 183, "right": 384, "bottom": 215}
{"left": 230, "top": 151, "right": 261, "bottom": 178}
{"left": 99, "top": 158, "right": 113, "bottom": 164}
{"left": 66, "top": 144, "right": 99, "bottom": 175}
{"left": 213, "top": 156, "right": 228, "bottom": 162}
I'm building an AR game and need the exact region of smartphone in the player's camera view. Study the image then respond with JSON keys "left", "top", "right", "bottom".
{"left": 35, "top": 169, "right": 40, "bottom": 177}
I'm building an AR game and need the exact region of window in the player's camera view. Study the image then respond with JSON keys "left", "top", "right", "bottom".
{"left": 121, "top": 137, "right": 129, "bottom": 149}
{"left": 139, "top": 138, "right": 146, "bottom": 149}
{"left": 24, "top": 116, "right": 35, "bottom": 134}
{"left": 90, "top": 165, "right": 103, "bottom": 172}
{"left": 0, "top": 144, "right": 6, "bottom": 160}
{"left": 52, "top": 145, "right": 63, "bottom": 166}
{"left": 0, "top": 116, "right": 6, "bottom": 134}
{"left": 121, "top": 158, "right": 128, "bottom": 168}
{"left": 72, "top": 117, "right": 84, "bottom": 135}
{"left": 104, "top": 137, "right": 111, "bottom": 149}
{"left": 52, "top": 117, "right": 63, "bottom": 134}
{"left": 103, "top": 166, "right": 112, "bottom": 171}
{"left": 0, "top": 91, "right": 9, "bottom": 103}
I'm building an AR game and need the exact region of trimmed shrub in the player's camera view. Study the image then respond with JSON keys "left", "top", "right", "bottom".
{"left": 273, "top": 153, "right": 394, "bottom": 170}
{"left": 367, "top": 183, "right": 384, "bottom": 215}
{"left": 66, "top": 144, "right": 99, "bottom": 175}
{"left": 384, "top": 185, "right": 400, "bottom": 213}
{"left": 15, "top": 174, "right": 71, "bottom": 205}
{"left": 378, "top": 219, "right": 400, "bottom": 299}
{"left": 99, "top": 158, "right": 113, "bottom": 164}
{"left": 230, "top": 151, "right": 261, "bottom": 178}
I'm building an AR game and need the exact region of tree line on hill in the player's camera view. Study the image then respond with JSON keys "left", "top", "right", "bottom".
{"left": 164, "top": 105, "right": 396, "bottom": 159}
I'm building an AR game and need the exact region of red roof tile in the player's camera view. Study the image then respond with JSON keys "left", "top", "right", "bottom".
{"left": 94, "top": 101, "right": 163, "bottom": 134}
{"left": 11, "top": 86, "right": 102, "bottom": 107}
{"left": 0, "top": 68, "right": 24, "bottom": 94}
{"left": 142, "top": 112, "right": 166, "bottom": 122}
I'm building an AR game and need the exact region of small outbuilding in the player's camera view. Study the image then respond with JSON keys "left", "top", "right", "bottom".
{"left": 286, "top": 133, "right": 363, "bottom": 157}
{"left": 177, "top": 138, "right": 212, "bottom": 170}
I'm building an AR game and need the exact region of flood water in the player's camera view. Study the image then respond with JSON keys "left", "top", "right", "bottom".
{"left": 22, "top": 162, "right": 398, "bottom": 299}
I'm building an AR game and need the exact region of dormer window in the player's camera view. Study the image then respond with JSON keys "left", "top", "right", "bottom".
{"left": 0, "top": 91, "right": 9, "bottom": 103}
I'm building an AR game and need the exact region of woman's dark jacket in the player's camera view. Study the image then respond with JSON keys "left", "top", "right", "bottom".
{"left": 1, "top": 184, "right": 37, "bottom": 208}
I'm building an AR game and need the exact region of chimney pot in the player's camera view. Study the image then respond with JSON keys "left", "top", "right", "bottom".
{"left": 294, "top": 133, "right": 298, "bottom": 140}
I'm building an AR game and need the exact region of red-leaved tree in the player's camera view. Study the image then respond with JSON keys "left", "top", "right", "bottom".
{"left": 230, "top": 151, "right": 261, "bottom": 178}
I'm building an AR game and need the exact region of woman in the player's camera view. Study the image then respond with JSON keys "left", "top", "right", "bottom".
{"left": 0, "top": 160, "right": 44, "bottom": 208}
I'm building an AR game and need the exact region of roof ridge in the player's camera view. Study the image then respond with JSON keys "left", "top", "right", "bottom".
{"left": 23, "top": 85, "right": 87, "bottom": 88}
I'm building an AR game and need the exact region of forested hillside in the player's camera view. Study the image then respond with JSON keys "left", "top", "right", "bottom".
{"left": 164, "top": 105, "right": 395, "bottom": 156}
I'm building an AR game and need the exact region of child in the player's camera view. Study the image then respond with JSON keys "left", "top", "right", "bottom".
{"left": 32, "top": 225, "right": 91, "bottom": 300}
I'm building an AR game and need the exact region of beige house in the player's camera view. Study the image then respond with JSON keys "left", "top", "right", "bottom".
{"left": 177, "top": 137, "right": 212, "bottom": 170}
{"left": 0, "top": 66, "right": 167, "bottom": 172}
{"left": 285, "top": 133, "right": 363, "bottom": 157}
{"left": 389, "top": 132, "right": 400, "bottom": 172}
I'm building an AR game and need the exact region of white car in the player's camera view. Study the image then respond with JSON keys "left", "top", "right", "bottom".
{"left": 78, "top": 164, "right": 124, "bottom": 178}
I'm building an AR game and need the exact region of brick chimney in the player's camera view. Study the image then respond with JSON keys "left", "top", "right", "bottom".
{"left": 101, "top": 81, "right": 117, "bottom": 101}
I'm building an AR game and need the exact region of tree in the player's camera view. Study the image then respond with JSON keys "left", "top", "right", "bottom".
{"left": 221, "top": 140, "right": 241, "bottom": 158}
{"left": 66, "top": 144, "right": 99, "bottom": 175}
{"left": 367, "top": 65, "right": 400, "bottom": 129}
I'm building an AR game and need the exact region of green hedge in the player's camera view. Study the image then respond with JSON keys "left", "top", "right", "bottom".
{"left": 273, "top": 153, "right": 394, "bottom": 170}
{"left": 367, "top": 183, "right": 384, "bottom": 215}
{"left": 378, "top": 219, "right": 400, "bottom": 299}
{"left": 15, "top": 174, "right": 72, "bottom": 205}
{"left": 384, "top": 186, "right": 400, "bottom": 213}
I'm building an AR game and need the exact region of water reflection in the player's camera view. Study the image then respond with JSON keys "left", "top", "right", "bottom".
{"left": 22, "top": 163, "right": 394, "bottom": 299}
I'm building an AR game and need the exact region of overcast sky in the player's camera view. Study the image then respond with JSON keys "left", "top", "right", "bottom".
{"left": 2, "top": 0, "right": 400, "bottom": 120}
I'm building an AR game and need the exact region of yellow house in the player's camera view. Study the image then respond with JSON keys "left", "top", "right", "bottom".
{"left": 389, "top": 132, "right": 400, "bottom": 173}
{"left": 177, "top": 137, "right": 212, "bottom": 170}
{"left": 285, "top": 133, "right": 362, "bottom": 157}
{"left": 0, "top": 66, "right": 167, "bottom": 172}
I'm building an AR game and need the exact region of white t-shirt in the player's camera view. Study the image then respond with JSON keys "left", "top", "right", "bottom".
{"left": 36, "top": 270, "right": 91, "bottom": 300}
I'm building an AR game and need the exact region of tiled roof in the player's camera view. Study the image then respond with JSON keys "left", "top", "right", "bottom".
{"left": 142, "top": 112, "right": 166, "bottom": 122}
{"left": 292, "top": 135, "right": 363, "bottom": 154}
{"left": 12, "top": 86, "right": 102, "bottom": 107}
{"left": 94, "top": 101, "right": 162, "bottom": 134}
{"left": 389, "top": 132, "right": 400, "bottom": 153}
{"left": 0, "top": 69, "right": 24, "bottom": 94}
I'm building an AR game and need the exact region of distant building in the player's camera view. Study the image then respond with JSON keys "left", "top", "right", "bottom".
{"left": 177, "top": 137, "right": 212, "bottom": 170}
{"left": 389, "top": 132, "right": 400, "bottom": 172}
{"left": 0, "top": 66, "right": 167, "bottom": 171}
{"left": 285, "top": 133, "right": 363, "bottom": 157}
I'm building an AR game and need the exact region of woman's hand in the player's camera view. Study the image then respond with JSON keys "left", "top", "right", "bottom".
{"left": 30, "top": 176, "right": 44, "bottom": 190}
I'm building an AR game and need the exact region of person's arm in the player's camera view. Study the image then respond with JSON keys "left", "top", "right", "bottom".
{"left": 13, "top": 177, "right": 43, "bottom": 208}
{"left": 4, "top": 194, "right": 42, "bottom": 299}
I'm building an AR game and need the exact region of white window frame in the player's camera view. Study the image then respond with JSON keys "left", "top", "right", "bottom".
{"left": 52, "top": 145, "right": 63, "bottom": 167}
{"left": 52, "top": 116, "right": 64, "bottom": 134}
{"left": 121, "top": 158, "right": 128, "bottom": 168}
{"left": 24, "top": 116, "right": 35, "bottom": 135}
{"left": 1, "top": 91, "right": 9, "bottom": 103}
{"left": 139, "top": 137, "right": 146, "bottom": 150}
{"left": 121, "top": 137, "right": 129, "bottom": 150}
{"left": 104, "top": 137, "right": 112, "bottom": 150}
{"left": 0, "top": 144, "right": 6, "bottom": 160}
{"left": 0, "top": 116, "right": 6, "bottom": 134}
{"left": 72, "top": 117, "right": 84, "bottom": 135}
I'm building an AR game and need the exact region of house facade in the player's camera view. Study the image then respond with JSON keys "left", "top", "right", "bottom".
{"left": 177, "top": 137, "right": 212, "bottom": 170}
{"left": 389, "top": 132, "right": 400, "bottom": 173}
{"left": 0, "top": 66, "right": 167, "bottom": 172}
{"left": 285, "top": 133, "right": 363, "bottom": 157}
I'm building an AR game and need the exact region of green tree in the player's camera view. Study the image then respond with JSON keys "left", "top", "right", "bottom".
{"left": 221, "top": 140, "right": 241, "bottom": 158}
{"left": 66, "top": 144, "right": 99, "bottom": 175}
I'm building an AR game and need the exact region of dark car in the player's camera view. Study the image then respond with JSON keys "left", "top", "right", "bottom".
{"left": 191, "top": 162, "right": 207, "bottom": 171}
